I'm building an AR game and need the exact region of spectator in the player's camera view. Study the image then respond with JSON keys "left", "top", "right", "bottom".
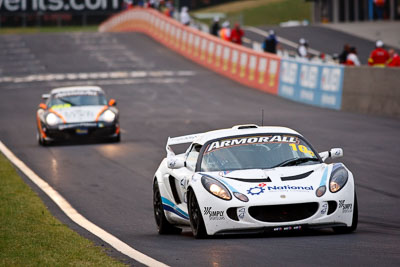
{"left": 374, "top": 0, "right": 385, "bottom": 20}
{"left": 210, "top": 17, "right": 220, "bottom": 37}
{"left": 219, "top": 21, "right": 231, "bottom": 41}
{"left": 368, "top": 40, "right": 390, "bottom": 67}
{"left": 230, "top": 23, "right": 244, "bottom": 45}
{"left": 297, "top": 38, "right": 308, "bottom": 58}
{"left": 346, "top": 47, "right": 361, "bottom": 66}
{"left": 338, "top": 44, "right": 350, "bottom": 64}
{"left": 163, "top": 1, "right": 174, "bottom": 17}
{"left": 387, "top": 49, "right": 400, "bottom": 67}
{"left": 263, "top": 30, "right": 279, "bottom": 54}
{"left": 180, "top": 6, "right": 191, "bottom": 26}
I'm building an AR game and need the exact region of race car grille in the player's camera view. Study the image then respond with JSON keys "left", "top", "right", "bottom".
{"left": 248, "top": 202, "right": 319, "bottom": 222}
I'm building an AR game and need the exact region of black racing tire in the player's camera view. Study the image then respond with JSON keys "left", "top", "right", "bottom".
{"left": 37, "top": 131, "right": 48, "bottom": 146}
{"left": 333, "top": 192, "right": 358, "bottom": 234}
{"left": 153, "top": 181, "right": 182, "bottom": 235}
{"left": 188, "top": 190, "right": 207, "bottom": 239}
{"left": 108, "top": 133, "right": 121, "bottom": 143}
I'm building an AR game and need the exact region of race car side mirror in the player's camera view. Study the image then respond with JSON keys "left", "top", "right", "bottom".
{"left": 108, "top": 99, "right": 117, "bottom": 106}
{"left": 167, "top": 156, "right": 186, "bottom": 169}
{"left": 319, "top": 148, "right": 343, "bottom": 162}
{"left": 41, "top": 94, "right": 50, "bottom": 100}
{"left": 39, "top": 103, "right": 47, "bottom": 110}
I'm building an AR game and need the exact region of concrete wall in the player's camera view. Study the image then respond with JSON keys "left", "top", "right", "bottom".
{"left": 342, "top": 67, "right": 400, "bottom": 118}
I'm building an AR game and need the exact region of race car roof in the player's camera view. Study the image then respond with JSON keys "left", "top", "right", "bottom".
{"left": 50, "top": 86, "right": 104, "bottom": 95}
{"left": 168, "top": 125, "right": 301, "bottom": 146}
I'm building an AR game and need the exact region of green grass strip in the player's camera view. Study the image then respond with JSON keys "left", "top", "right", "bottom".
{"left": 0, "top": 152, "right": 126, "bottom": 266}
{"left": 0, "top": 26, "right": 98, "bottom": 34}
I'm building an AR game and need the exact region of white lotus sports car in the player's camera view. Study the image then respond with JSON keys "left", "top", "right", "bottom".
{"left": 153, "top": 125, "right": 357, "bottom": 238}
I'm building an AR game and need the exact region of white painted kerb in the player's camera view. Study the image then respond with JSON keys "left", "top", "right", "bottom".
{"left": 0, "top": 141, "right": 168, "bottom": 267}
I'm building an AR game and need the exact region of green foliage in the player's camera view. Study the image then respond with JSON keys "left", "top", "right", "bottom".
{"left": 238, "top": 0, "right": 312, "bottom": 26}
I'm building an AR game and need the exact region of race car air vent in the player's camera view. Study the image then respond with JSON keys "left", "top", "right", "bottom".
{"left": 327, "top": 201, "right": 337, "bottom": 215}
{"left": 281, "top": 170, "right": 314, "bottom": 181}
{"left": 227, "top": 208, "right": 239, "bottom": 221}
{"left": 232, "top": 124, "right": 259, "bottom": 130}
{"left": 249, "top": 202, "right": 319, "bottom": 222}
{"left": 225, "top": 177, "right": 272, "bottom": 183}
{"left": 168, "top": 175, "right": 181, "bottom": 204}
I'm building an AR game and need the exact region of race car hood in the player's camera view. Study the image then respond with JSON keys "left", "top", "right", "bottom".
{"left": 52, "top": 105, "right": 106, "bottom": 123}
{"left": 203, "top": 164, "right": 329, "bottom": 203}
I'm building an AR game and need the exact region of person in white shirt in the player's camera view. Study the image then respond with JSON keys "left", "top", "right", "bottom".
{"left": 297, "top": 38, "right": 308, "bottom": 58}
{"left": 346, "top": 47, "right": 361, "bottom": 66}
{"left": 180, "top": 6, "right": 191, "bottom": 26}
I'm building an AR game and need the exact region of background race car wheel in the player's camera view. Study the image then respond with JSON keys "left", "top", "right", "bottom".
{"left": 333, "top": 192, "right": 358, "bottom": 234}
{"left": 153, "top": 181, "right": 182, "bottom": 235}
{"left": 109, "top": 133, "right": 121, "bottom": 143}
{"left": 37, "top": 132, "right": 48, "bottom": 146}
{"left": 188, "top": 190, "right": 207, "bottom": 239}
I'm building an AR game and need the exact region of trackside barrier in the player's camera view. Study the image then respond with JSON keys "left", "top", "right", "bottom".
{"left": 99, "top": 8, "right": 280, "bottom": 95}
{"left": 278, "top": 59, "right": 344, "bottom": 110}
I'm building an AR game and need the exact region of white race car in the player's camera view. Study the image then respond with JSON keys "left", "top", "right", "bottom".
{"left": 36, "top": 86, "right": 120, "bottom": 145}
{"left": 153, "top": 125, "right": 357, "bottom": 238}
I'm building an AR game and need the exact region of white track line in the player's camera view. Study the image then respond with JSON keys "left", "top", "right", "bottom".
{"left": 244, "top": 26, "right": 321, "bottom": 56}
{"left": 0, "top": 141, "right": 168, "bottom": 267}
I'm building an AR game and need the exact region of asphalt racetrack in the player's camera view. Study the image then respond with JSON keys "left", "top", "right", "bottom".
{"left": 0, "top": 32, "right": 399, "bottom": 266}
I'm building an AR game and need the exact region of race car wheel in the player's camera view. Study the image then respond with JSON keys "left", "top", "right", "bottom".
{"left": 188, "top": 190, "right": 207, "bottom": 239}
{"left": 109, "top": 133, "right": 121, "bottom": 143}
{"left": 333, "top": 192, "right": 358, "bottom": 234}
{"left": 37, "top": 131, "right": 48, "bottom": 146}
{"left": 153, "top": 181, "right": 182, "bottom": 235}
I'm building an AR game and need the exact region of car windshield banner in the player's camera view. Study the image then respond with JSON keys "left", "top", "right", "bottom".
{"left": 0, "top": 0, "right": 122, "bottom": 13}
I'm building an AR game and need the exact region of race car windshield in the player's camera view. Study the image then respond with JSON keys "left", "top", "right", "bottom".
{"left": 201, "top": 134, "right": 319, "bottom": 172}
{"left": 49, "top": 93, "right": 107, "bottom": 107}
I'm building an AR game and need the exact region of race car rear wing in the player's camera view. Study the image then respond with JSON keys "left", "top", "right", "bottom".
{"left": 166, "top": 133, "right": 201, "bottom": 157}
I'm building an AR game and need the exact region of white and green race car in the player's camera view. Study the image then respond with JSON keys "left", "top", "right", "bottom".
{"left": 153, "top": 124, "right": 357, "bottom": 238}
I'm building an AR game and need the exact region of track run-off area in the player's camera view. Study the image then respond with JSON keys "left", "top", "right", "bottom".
{"left": 0, "top": 32, "right": 399, "bottom": 266}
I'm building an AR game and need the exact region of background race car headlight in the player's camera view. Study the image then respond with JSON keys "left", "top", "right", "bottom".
{"left": 46, "top": 113, "right": 61, "bottom": 126}
{"left": 100, "top": 109, "right": 116, "bottom": 122}
{"left": 201, "top": 176, "right": 231, "bottom": 200}
{"left": 329, "top": 167, "right": 348, "bottom": 193}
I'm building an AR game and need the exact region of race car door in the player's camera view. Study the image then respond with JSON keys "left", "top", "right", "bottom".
{"left": 168, "top": 144, "right": 201, "bottom": 204}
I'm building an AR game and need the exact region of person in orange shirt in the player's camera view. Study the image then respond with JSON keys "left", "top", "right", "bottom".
{"left": 219, "top": 21, "right": 231, "bottom": 41}
{"left": 387, "top": 49, "right": 400, "bottom": 67}
{"left": 368, "top": 40, "right": 390, "bottom": 67}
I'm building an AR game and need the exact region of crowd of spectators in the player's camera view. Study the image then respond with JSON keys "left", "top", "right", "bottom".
{"left": 338, "top": 40, "right": 399, "bottom": 67}
{"left": 124, "top": 1, "right": 400, "bottom": 67}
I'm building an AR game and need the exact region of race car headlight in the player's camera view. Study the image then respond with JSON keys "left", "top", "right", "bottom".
{"left": 329, "top": 167, "right": 348, "bottom": 193}
{"left": 100, "top": 110, "right": 116, "bottom": 123}
{"left": 201, "top": 176, "right": 231, "bottom": 200}
{"left": 46, "top": 113, "right": 61, "bottom": 126}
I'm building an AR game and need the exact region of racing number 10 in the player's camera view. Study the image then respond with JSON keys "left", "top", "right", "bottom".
{"left": 289, "top": 144, "right": 315, "bottom": 156}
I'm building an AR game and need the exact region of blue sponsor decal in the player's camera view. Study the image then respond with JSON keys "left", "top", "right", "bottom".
{"left": 161, "top": 197, "right": 189, "bottom": 220}
{"left": 319, "top": 167, "right": 329, "bottom": 186}
{"left": 278, "top": 59, "right": 344, "bottom": 110}
{"left": 247, "top": 186, "right": 265, "bottom": 195}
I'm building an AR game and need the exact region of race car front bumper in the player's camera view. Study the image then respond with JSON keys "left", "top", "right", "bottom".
{"left": 42, "top": 121, "right": 119, "bottom": 141}
{"left": 194, "top": 179, "right": 355, "bottom": 236}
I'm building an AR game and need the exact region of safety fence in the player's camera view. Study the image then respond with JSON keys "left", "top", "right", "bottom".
{"left": 99, "top": 8, "right": 345, "bottom": 110}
